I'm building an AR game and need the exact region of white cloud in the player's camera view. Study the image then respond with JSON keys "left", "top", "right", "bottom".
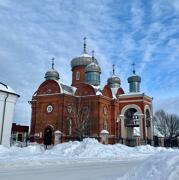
{"left": 0, "top": 0, "right": 179, "bottom": 124}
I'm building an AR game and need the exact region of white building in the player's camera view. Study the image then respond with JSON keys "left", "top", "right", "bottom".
{"left": 0, "top": 82, "right": 19, "bottom": 147}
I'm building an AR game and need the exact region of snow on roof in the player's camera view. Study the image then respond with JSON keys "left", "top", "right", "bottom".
{"left": 0, "top": 82, "right": 19, "bottom": 96}
{"left": 80, "top": 53, "right": 91, "bottom": 57}
{"left": 110, "top": 87, "right": 118, "bottom": 99}
{"left": 96, "top": 90, "right": 102, "bottom": 95}
{"left": 55, "top": 81, "right": 76, "bottom": 95}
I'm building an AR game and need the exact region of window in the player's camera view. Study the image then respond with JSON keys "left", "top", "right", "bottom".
{"left": 76, "top": 71, "right": 80, "bottom": 80}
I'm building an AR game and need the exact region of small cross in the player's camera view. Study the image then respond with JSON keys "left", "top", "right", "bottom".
{"left": 113, "top": 64, "right": 115, "bottom": 75}
{"left": 83, "top": 37, "right": 87, "bottom": 53}
{"left": 132, "top": 63, "right": 135, "bottom": 74}
{"left": 92, "top": 50, "right": 95, "bottom": 61}
{"left": 52, "top": 57, "right": 55, "bottom": 69}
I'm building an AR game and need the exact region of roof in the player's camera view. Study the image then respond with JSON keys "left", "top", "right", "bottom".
{"left": 60, "top": 83, "right": 76, "bottom": 95}
{"left": 107, "top": 75, "right": 121, "bottom": 88}
{"left": 85, "top": 62, "right": 101, "bottom": 73}
{"left": 128, "top": 74, "right": 141, "bottom": 83}
{"left": 71, "top": 53, "right": 98, "bottom": 68}
{"left": 0, "top": 82, "right": 19, "bottom": 96}
{"left": 118, "top": 92, "right": 153, "bottom": 101}
{"left": 11, "top": 123, "right": 29, "bottom": 133}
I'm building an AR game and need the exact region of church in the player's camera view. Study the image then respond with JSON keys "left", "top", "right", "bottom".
{"left": 30, "top": 38, "right": 153, "bottom": 146}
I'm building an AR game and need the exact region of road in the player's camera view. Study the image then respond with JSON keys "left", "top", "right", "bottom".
{"left": 0, "top": 159, "right": 141, "bottom": 180}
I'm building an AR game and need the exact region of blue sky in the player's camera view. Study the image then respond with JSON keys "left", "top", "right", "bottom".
{"left": 0, "top": 0, "right": 179, "bottom": 125}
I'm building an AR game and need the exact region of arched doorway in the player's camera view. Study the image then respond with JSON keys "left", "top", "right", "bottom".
{"left": 124, "top": 108, "right": 140, "bottom": 146}
{"left": 44, "top": 127, "right": 52, "bottom": 146}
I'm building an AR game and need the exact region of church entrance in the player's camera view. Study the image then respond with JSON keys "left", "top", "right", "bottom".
{"left": 44, "top": 127, "right": 52, "bottom": 147}
{"left": 124, "top": 108, "right": 140, "bottom": 146}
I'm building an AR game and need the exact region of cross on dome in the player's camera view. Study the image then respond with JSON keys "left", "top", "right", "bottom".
{"left": 52, "top": 57, "right": 55, "bottom": 69}
{"left": 92, "top": 50, "right": 95, "bottom": 61}
{"left": 132, "top": 62, "right": 136, "bottom": 74}
{"left": 112, "top": 64, "right": 115, "bottom": 75}
{"left": 83, "top": 37, "right": 87, "bottom": 53}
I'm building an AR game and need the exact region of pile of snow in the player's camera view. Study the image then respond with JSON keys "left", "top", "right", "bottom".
{"left": 118, "top": 151, "right": 179, "bottom": 180}
{"left": 0, "top": 138, "right": 178, "bottom": 168}
{"left": 45, "top": 138, "right": 174, "bottom": 159}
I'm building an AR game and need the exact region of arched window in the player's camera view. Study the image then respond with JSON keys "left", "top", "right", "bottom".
{"left": 76, "top": 71, "right": 80, "bottom": 80}
{"left": 146, "top": 110, "right": 151, "bottom": 127}
{"left": 124, "top": 108, "right": 139, "bottom": 126}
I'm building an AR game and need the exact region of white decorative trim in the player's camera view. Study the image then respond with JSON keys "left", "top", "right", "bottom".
{"left": 119, "top": 99, "right": 152, "bottom": 104}
{"left": 121, "top": 104, "right": 143, "bottom": 115}
{"left": 144, "top": 105, "right": 152, "bottom": 115}
{"left": 118, "top": 93, "right": 153, "bottom": 101}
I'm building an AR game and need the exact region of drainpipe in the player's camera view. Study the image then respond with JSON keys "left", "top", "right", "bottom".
{"left": 0, "top": 92, "right": 9, "bottom": 144}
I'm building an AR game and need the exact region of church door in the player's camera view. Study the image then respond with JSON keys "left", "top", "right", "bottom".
{"left": 44, "top": 127, "right": 52, "bottom": 145}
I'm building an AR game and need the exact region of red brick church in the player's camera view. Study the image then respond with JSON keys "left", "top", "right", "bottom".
{"left": 30, "top": 38, "right": 153, "bottom": 146}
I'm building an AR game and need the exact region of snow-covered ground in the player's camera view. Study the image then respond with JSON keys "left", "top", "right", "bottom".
{"left": 0, "top": 138, "right": 178, "bottom": 180}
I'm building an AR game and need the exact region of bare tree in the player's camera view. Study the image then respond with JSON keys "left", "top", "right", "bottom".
{"left": 154, "top": 110, "right": 179, "bottom": 138}
{"left": 65, "top": 98, "right": 91, "bottom": 141}
{"left": 72, "top": 104, "right": 90, "bottom": 141}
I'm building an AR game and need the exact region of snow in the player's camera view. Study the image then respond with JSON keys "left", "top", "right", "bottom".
{"left": 96, "top": 90, "right": 102, "bottom": 95}
{"left": 100, "top": 129, "right": 109, "bottom": 134}
{"left": 0, "top": 82, "right": 18, "bottom": 94}
{"left": 111, "top": 87, "right": 118, "bottom": 98}
{"left": 118, "top": 151, "right": 179, "bottom": 180}
{"left": 0, "top": 138, "right": 178, "bottom": 167}
{"left": 54, "top": 130, "right": 62, "bottom": 134}
{"left": 80, "top": 53, "right": 91, "bottom": 57}
{"left": 0, "top": 138, "right": 178, "bottom": 179}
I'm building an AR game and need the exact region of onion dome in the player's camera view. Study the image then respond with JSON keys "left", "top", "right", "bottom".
{"left": 71, "top": 37, "right": 98, "bottom": 68}
{"left": 128, "top": 74, "right": 141, "bottom": 83}
{"left": 85, "top": 51, "right": 101, "bottom": 73}
{"left": 128, "top": 63, "right": 141, "bottom": 92}
{"left": 85, "top": 51, "right": 101, "bottom": 86}
{"left": 45, "top": 58, "right": 60, "bottom": 81}
{"left": 107, "top": 64, "right": 121, "bottom": 88}
{"left": 85, "top": 62, "right": 101, "bottom": 73}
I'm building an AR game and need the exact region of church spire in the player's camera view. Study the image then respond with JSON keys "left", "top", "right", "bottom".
{"left": 83, "top": 37, "right": 87, "bottom": 54}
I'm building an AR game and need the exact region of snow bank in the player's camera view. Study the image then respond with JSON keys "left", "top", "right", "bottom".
{"left": 0, "top": 138, "right": 178, "bottom": 168}
{"left": 118, "top": 152, "right": 179, "bottom": 180}
{"left": 45, "top": 138, "right": 174, "bottom": 159}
